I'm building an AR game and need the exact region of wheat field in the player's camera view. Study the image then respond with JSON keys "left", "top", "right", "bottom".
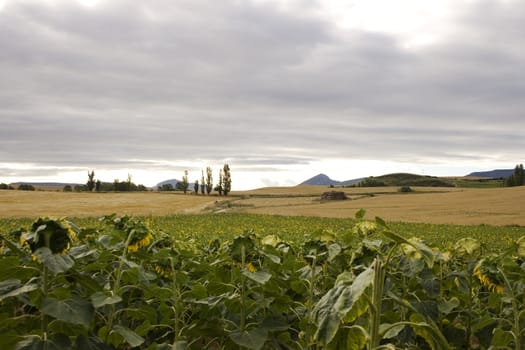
{"left": 1, "top": 186, "right": 523, "bottom": 226}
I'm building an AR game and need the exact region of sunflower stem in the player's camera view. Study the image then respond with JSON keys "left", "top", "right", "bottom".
{"left": 105, "top": 230, "right": 134, "bottom": 342}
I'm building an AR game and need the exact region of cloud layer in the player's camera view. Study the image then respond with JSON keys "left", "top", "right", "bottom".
{"left": 1, "top": 0, "right": 524, "bottom": 188}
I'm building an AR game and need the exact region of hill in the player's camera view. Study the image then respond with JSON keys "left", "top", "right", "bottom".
{"left": 359, "top": 173, "right": 455, "bottom": 187}
{"left": 300, "top": 173, "right": 453, "bottom": 187}
{"left": 156, "top": 179, "right": 181, "bottom": 188}
{"left": 467, "top": 169, "right": 513, "bottom": 178}
{"left": 300, "top": 173, "right": 363, "bottom": 186}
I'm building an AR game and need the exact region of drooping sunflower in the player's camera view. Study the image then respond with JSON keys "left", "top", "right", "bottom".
{"left": 473, "top": 258, "right": 504, "bottom": 294}
{"left": 127, "top": 229, "right": 153, "bottom": 253}
{"left": 153, "top": 260, "right": 172, "bottom": 279}
{"left": 20, "top": 218, "right": 77, "bottom": 255}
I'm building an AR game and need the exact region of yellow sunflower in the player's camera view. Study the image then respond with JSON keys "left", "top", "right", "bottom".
{"left": 473, "top": 260, "right": 504, "bottom": 294}
{"left": 127, "top": 230, "right": 153, "bottom": 253}
{"left": 246, "top": 262, "right": 257, "bottom": 273}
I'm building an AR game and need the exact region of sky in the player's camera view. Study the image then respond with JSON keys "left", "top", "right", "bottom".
{"left": 0, "top": 0, "right": 524, "bottom": 190}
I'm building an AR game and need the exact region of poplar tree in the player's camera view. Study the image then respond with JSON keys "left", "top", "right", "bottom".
{"left": 87, "top": 170, "right": 96, "bottom": 192}
{"left": 181, "top": 170, "right": 189, "bottom": 194}
{"left": 206, "top": 166, "right": 213, "bottom": 195}
{"left": 223, "top": 164, "right": 231, "bottom": 196}
{"left": 201, "top": 171, "right": 205, "bottom": 194}
{"left": 216, "top": 169, "right": 224, "bottom": 196}
{"left": 194, "top": 180, "right": 199, "bottom": 194}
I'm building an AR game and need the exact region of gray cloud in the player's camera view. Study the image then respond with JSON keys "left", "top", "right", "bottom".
{"left": 1, "top": 0, "right": 524, "bottom": 186}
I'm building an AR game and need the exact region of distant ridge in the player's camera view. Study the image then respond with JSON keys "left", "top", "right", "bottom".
{"left": 300, "top": 173, "right": 362, "bottom": 186}
{"left": 10, "top": 182, "right": 80, "bottom": 188}
{"left": 156, "top": 179, "right": 181, "bottom": 188}
{"left": 467, "top": 169, "right": 513, "bottom": 178}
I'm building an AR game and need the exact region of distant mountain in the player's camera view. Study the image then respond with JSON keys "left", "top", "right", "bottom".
{"left": 10, "top": 182, "right": 80, "bottom": 188}
{"left": 300, "top": 173, "right": 363, "bottom": 186}
{"left": 300, "top": 173, "right": 456, "bottom": 187}
{"left": 467, "top": 169, "right": 514, "bottom": 178}
{"left": 156, "top": 179, "right": 181, "bottom": 188}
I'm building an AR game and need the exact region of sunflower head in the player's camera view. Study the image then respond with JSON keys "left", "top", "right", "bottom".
{"left": 151, "top": 259, "right": 171, "bottom": 279}
{"left": 473, "top": 257, "right": 505, "bottom": 294}
{"left": 21, "top": 218, "right": 77, "bottom": 254}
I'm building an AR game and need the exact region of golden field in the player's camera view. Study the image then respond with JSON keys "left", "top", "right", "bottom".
{"left": 0, "top": 185, "right": 523, "bottom": 226}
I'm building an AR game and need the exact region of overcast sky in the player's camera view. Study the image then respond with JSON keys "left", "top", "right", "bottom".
{"left": 1, "top": 0, "right": 524, "bottom": 189}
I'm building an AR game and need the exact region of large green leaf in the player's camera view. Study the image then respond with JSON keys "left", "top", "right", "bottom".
{"left": 453, "top": 238, "right": 481, "bottom": 260}
{"left": 230, "top": 327, "right": 268, "bottom": 350}
{"left": 491, "top": 328, "right": 514, "bottom": 348}
{"left": 409, "top": 313, "right": 451, "bottom": 350}
{"left": 0, "top": 279, "right": 39, "bottom": 302}
{"left": 382, "top": 230, "right": 435, "bottom": 268}
{"left": 242, "top": 269, "right": 272, "bottom": 284}
{"left": 15, "top": 334, "right": 71, "bottom": 350}
{"left": 327, "top": 325, "right": 368, "bottom": 350}
{"left": 90, "top": 291, "right": 122, "bottom": 308}
{"left": 34, "top": 247, "right": 75, "bottom": 274}
{"left": 41, "top": 296, "right": 94, "bottom": 328}
{"left": 313, "top": 265, "right": 375, "bottom": 344}
{"left": 75, "top": 335, "right": 113, "bottom": 350}
{"left": 113, "top": 325, "right": 145, "bottom": 347}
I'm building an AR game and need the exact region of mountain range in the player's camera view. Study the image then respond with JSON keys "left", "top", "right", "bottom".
{"left": 301, "top": 168, "right": 515, "bottom": 186}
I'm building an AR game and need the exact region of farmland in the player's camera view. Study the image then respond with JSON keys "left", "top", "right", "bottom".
{"left": 1, "top": 185, "right": 524, "bottom": 226}
{"left": 1, "top": 186, "right": 525, "bottom": 349}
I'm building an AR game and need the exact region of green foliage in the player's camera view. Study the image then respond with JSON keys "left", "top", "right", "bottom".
{"left": 399, "top": 186, "right": 414, "bottom": 193}
{"left": 358, "top": 173, "right": 455, "bottom": 187}
{"left": 63, "top": 184, "right": 72, "bottom": 192}
{"left": 87, "top": 170, "right": 96, "bottom": 192}
{"left": 3, "top": 213, "right": 525, "bottom": 348}
{"left": 205, "top": 166, "right": 213, "bottom": 195}
{"left": 0, "top": 183, "right": 14, "bottom": 190}
{"left": 181, "top": 170, "right": 189, "bottom": 194}
{"left": 223, "top": 164, "right": 232, "bottom": 196}
{"left": 158, "top": 183, "right": 175, "bottom": 191}
{"left": 17, "top": 184, "right": 35, "bottom": 191}
{"left": 193, "top": 180, "right": 199, "bottom": 194}
{"left": 506, "top": 164, "right": 524, "bottom": 187}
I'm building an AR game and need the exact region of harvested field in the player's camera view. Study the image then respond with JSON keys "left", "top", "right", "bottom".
{"left": 1, "top": 186, "right": 523, "bottom": 226}
{"left": 235, "top": 186, "right": 525, "bottom": 226}
{"left": 0, "top": 191, "right": 216, "bottom": 218}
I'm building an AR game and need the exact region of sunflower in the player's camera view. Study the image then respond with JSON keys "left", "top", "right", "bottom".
{"left": 20, "top": 218, "right": 76, "bottom": 255}
{"left": 473, "top": 259, "right": 504, "bottom": 294}
{"left": 246, "top": 262, "right": 257, "bottom": 273}
{"left": 153, "top": 261, "right": 172, "bottom": 279}
{"left": 127, "top": 230, "right": 153, "bottom": 253}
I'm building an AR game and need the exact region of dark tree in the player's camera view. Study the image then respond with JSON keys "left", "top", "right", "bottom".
{"left": 194, "top": 180, "right": 199, "bottom": 194}
{"left": 87, "top": 170, "right": 96, "bottom": 192}
{"left": 206, "top": 166, "right": 213, "bottom": 195}
{"left": 181, "top": 170, "right": 189, "bottom": 194}
{"left": 201, "top": 171, "right": 205, "bottom": 194}
{"left": 215, "top": 169, "right": 224, "bottom": 196}
{"left": 506, "top": 164, "right": 524, "bottom": 187}
{"left": 222, "top": 164, "right": 231, "bottom": 196}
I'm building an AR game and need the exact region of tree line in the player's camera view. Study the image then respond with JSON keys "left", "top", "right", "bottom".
{"left": 506, "top": 164, "right": 524, "bottom": 187}
{"left": 63, "top": 172, "right": 148, "bottom": 192}
{"left": 158, "top": 164, "right": 232, "bottom": 196}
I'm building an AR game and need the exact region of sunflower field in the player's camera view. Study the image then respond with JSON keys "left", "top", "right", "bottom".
{"left": 1, "top": 211, "right": 525, "bottom": 349}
